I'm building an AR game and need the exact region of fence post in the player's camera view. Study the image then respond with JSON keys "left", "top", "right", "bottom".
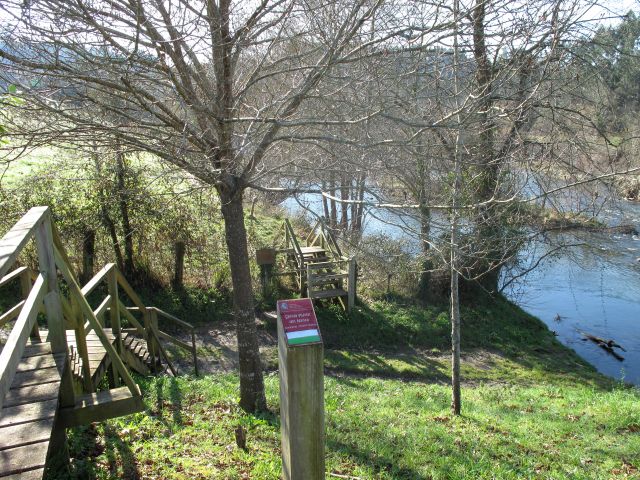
{"left": 277, "top": 299, "right": 324, "bottom": 480}
{"left": 347, "top": 257, "right": 357, "bottom": 312}
{"left": 191, "top": 329, "right": 199, "bottom": 376}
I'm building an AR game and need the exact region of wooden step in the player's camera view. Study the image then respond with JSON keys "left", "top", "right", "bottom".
{"left": 57, "top": 386, "right": 144, "bottom": 428}
{"left": 308, "top": 272, "right": 349, "bottom": 284}
{"left": 300, "top": 246, "right": 326, "bottom": 254}
{"left": 309, "top": 288, "right": 348, "bottom": 299}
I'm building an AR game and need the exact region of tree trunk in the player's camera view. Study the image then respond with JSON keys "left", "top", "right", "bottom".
{"left": 450, "top": 256, "right": 461, "bottom": 415}
{"left": 340, "top": 175, "right": 349, "bottom": 229}
{"left": 472, "top": 0, "right": 500, "bottom": 292}
{"left": 350, "top": 178, "right": 358, "bottom": 231}
{"left": 417, "top": 203, "right": 432, "bottom": 301}
{"left": 354, "top": 172, "right": 366, "bottom": 231}
{"left": 321, "top": 181, "right": 330, "bottom": 221}
{"left": 93, "top": 146, "right": 124, "bottom": 271}
{"left": 219, "top": 188, "right": 266, "bottom": 412}
{"left": 329, "top": 172, "right": 338, "bottom": 228}
{"left": 173, "top": 240, "right": 186, "bottom": 290}
{"left": 80, "top": 227, "right": 95, "bottom": 285}
{"left": 116, "top": 147, "right": 135, "bottom": 277}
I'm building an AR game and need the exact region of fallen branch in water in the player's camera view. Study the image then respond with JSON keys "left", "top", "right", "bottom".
{"left": 579, "top": 331, "right": 626, "bottom": 361}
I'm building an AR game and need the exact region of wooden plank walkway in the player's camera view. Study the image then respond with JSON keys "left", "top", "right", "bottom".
{"left": 0, "top": 339, "right": 64, "bottom": 479}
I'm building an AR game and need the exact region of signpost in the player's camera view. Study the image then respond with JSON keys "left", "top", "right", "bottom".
{"left": 277, "top": 298, "right": 324, "bottom": 480}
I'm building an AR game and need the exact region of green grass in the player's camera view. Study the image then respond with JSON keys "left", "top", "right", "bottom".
{"left": 61, "top": 294, "right": 640, "bottom": 479}
{"left": 66, "top": 373, "right": 640, "bottom": 480}
{"left": 257, "top": 295, "right": 607, "bottom": 387}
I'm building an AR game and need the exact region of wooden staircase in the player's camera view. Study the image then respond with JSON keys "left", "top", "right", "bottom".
{"left": 0, "top": 207, "right": 198, "bottom": 478}
{"left": 277, "top": 218, "right": 357, "bottom": 310}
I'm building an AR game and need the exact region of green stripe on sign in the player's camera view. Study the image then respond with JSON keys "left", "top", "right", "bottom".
{"left": 288, "top": 335, "right": 321, "bottom": 345}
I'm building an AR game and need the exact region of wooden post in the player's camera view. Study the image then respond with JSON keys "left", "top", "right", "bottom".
{"left": 20, "top": 269, "right": 40, "bottom": 341}
{"left": 347, "top": 257, "right": 357, "bottom": 312}
{"left": 191, "top": 329, "right": 199, "bottom": 377}
{"left": 277, "top": 299, "right": 324, "bottom": 480}
{"left": 107, "top": 267, "right": 122, "bottom": 387}
{"left": 72, "top": 295, "right": 93, "bottom": 392}
{"left": 34, "top": 212, "right": 67, "bottom": 354}
{"left": 147, "top": 308, "right": 160, "bottom": 371}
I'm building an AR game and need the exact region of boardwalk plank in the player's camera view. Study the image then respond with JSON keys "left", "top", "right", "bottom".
{"left": 0, "top": 441, "right": 49, "bottom": 476}
{"left": 1, "top": 467, "right": 44, "bottom": 479}
{"left": 3, "top": 382, "right": 60, "bottom": 407}
{"left": 0, "top": 418, "right": 54, "bottom": 450}
{"left": 0, "top": 399, "right": 57, "bottom": 428}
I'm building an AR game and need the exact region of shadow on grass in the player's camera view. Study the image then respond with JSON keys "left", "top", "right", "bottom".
{"left": 312, "top": 294, "right": 614, "bottom": 389}
{"left": 67, "top": 422, "right": 142, "bottom": 480}
{"left": 102, "top": 424, "right": 141, "bottom": 479}
{"left": 153, "top": 376, "right": 184, "bottom": 426}
{"left": 327, "top": 438, "right": 433, "bottom": 480}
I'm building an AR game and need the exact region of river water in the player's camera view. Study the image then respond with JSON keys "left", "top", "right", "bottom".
{"left": 283, "top": 193, "right": 640, "bottom": 385}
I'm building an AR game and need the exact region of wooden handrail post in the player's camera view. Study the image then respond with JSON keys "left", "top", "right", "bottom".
{"left": 147, "top": 308, "right": 160, "bottom": 371}
{"left": 34, "top": 212, "right": 67, "bottom": 354}
{"left": 191, "top": 329, "right": 199, "bottom": 376}
{"left": 107, "top": 267, "right": 122, "bottom": 387}
{"left": 20, "top": 269, "right": 40, "bottom": 341}
{"left": 347, "top": 257, "right": 357, "bottom": 312}
{"left": 72, "top": 295, "right": 94, "bottom": 392}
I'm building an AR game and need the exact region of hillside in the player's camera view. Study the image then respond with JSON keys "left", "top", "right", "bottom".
{"left": 63, "top": 296, "right": 640, "bottom": 480}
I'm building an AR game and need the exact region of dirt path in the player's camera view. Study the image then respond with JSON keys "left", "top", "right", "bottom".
{"left": 170, "top": 314, "right": 279, "bottom": 375}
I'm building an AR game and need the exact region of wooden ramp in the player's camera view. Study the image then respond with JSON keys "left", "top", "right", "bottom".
{"left": 0, "top": 339, "right": 64, "bottom": 479}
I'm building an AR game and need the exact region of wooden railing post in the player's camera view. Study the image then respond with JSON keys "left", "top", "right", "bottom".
{"left": 34, "top": 212, "right": 67, "bottom": 354}
{"left": 191, "top": 329, "right": 199, "bottom": 377}
{"left": 348, "top": 257, "right": 357, "bottom": 312}
{"left": 72, "top": 295, "right": 93, "bottom": 392}
{"left": 107, "top": 267, "right": 122, "bottom": 387}
{"left": 306, "top": 266, "right": 314, "bottom": 299}
{"left": 20, "top": 269, "right": 41, "bottom": 341}
{"left": 145, "top": 308, "right": 160, "bottom": 371}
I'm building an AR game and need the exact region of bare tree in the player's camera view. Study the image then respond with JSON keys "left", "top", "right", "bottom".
{"left": 0, "top": 0, "right": 390, "bottom": 411}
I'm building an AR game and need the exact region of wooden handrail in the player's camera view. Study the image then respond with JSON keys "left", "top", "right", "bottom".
{"left": 0, "top": 300, "right": 26, "bottom": 327}
{"left": 151, "top": 307, "right": 194, "bottom": 331}
{"left": 0, "top": 207, "right": 49, "bottom": 279}
{"left": 306, "top": 259, "right": 348, "bottom": 270}
{"left": 115, "top": 270, "right": 147, "bottom": 312}
{"left": 0, "top": 266, "right": 29, "bottom": 289}
{"left": 284, "top": 219, "right": 304, "bottom": 268}
{"left": 94, "top": 295, "right": 112, "bottom": 320}
{"left": 0, "top": 273, "right": 47, "bottom": 411}
{"left": 81, "top": 264, "right": 114, "bottom": 297}
{"left": 53, "top": 245, "right": 140, "bottom": 397}
{"left": 150, "top": 307, "right": 198, "bottom": 376}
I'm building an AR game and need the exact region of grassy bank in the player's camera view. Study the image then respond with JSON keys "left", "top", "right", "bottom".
{"left": 63, "top": 295, "right": 640, "bottom": 480}
{"left": 66, "top": 374, "right": 639, "bottom": 480}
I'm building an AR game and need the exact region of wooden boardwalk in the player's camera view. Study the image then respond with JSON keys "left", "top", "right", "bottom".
{"left": 0, "top": 207, "right": 199, "bottom": 478}
{"left": 0, "top": 328, "right": 153, "bottom": 478}
{"left": 0, "top": 339, "right": 65, "bottom": 479}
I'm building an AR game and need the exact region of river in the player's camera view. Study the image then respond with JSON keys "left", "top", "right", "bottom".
{"left": 284, "top": 191, "right": 640, "bottom": 385}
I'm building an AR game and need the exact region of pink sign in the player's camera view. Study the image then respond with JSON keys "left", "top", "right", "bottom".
{"left": 277, "top": 299, "right": 322, "bottom": 346}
